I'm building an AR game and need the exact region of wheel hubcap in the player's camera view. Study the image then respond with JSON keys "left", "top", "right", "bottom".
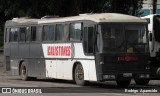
{"left": 22, "top": 66, "right": 26, "bottom": 77}
{"left": 76, "top": 66, "right": 84, "bottom": 80}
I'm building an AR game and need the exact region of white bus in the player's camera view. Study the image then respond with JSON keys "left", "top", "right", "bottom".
{"left": 4, "top": 13, "right": 150, "bottom": 87}
{"left": 142, "top": 14, "right": 160, "bottom": 79}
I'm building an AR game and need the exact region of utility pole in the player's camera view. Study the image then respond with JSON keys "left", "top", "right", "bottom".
{"left": 153, "top": 0, "right": 157, "bottom": 14}
{"left": 149, "top": 0, "right": 157, "bottom": 14}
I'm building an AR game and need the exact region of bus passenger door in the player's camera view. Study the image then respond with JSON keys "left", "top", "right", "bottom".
{"left": 83, "top": 25, "right": 97, "bottom": 80}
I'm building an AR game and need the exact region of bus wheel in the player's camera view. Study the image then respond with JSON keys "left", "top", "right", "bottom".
{"left": 74, "top": 64, "right": 87, "bottom": 86}
{"left": 135, "top": 79, "right": 150, "bottom": 85}
{"left": 116, "top": 79, "right": 131, "bottom": 87}
{"left": 156, "top": 67, "right": 160, "bottom": 78}
{"left": 20, "top": 62, "right": 29, "bottom": 81}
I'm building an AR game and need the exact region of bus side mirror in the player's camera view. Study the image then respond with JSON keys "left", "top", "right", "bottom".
{"left": 94, "top": 32, "right": 98, "bottom": 44}
{"left": 149, "top": 32, "right": 152, "bottom": 41}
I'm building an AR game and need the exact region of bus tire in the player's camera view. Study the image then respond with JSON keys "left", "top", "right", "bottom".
{"left": 135, "top": 79, "right": 150, "bottom": 85}
{"left": 30, "top": 77, "right": 37, "bottom": 81}
{"left": 116, "top": 79, "right": 131, "bottom": 87}
{"left": 74, "top": 64, "right": 87, "bottom": 86}
{"left": 156, "top": 67, "right": 160, "bottom": 78}
{"left": 20, "top": 62, "right": 29, "bottom": 81}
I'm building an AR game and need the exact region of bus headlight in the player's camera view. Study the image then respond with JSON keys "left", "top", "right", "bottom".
{"left": 100, "top": 61, "right": 104, "bottom": 64}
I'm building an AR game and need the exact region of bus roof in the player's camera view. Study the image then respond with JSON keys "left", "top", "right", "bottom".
{"left": 5, "top": 18, "right": 39, "bottom": 27}
{"left": 5, "top": 13, "right": 147, "bottom": 27}
{"left": 39, "top": 13, "right": 147, "bottom": 24}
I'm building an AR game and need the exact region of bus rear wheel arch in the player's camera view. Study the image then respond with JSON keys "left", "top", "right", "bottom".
{"left": 74, "top": 63, "right": 88, "bottom": 86}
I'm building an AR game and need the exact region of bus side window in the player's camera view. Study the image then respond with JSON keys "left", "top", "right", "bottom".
{"left": 50, "top": 25, "right": 55, "bottom": 41}
{"left": 19, "top": 27, "right": 27, "bottom": 42}
{"left": 69, "top": 23, "right": 82, "bottom": 41}
{"left": 9, "top": 28, "right": 19, "bottom": 42}
{"left": 84, "top": 26, "right": 94, "bottom": 54}
{"left": 31, "top": 26, "right": 37, "bottom": 41}
{"left": 42, "top": 25, "right": 55, "bottom": 41}
{"left": 43, "top": 25, "right": 49, "bottom": 41}
{"left": 26, "top": 27, "right": 30, "bottom": 41}
{"left": 63, "top": 24, "right": 69, "bottom": 41}
{"left": 55, "top": 24, "right": 64, "bottom": 41}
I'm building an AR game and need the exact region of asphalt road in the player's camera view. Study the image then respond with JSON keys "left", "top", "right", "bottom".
{"left": 0, "top": 53, "right": 160, "bottom": 96}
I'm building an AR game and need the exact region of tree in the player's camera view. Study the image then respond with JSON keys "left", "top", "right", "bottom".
{"left": 99, "top": 0, "right": 143, "bottom": 16}
{"left": 0, "top": 0, "right": 144, "bottom": 18}
{"left": 0, "top": 0, "right": 144, "bottom": 47}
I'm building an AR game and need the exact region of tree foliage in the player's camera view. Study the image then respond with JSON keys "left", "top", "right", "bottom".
{"left": 0, "top": 0, "right": 143, "bottom": 17}
{"left": 0, "top": 0, "right": 143, "bottom": 30}
{"left": 0, "top": 0, "right": 143, "bottom": 46}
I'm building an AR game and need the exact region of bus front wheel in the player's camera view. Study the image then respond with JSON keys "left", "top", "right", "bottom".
{"left": 116, "top": 79, "right": 131, "bottom": 87}
{"left": 74, "top": 64, "right": 87, "bottom": 86}
{"left": 20, "top": 62, "right": 29, "bottom": 81}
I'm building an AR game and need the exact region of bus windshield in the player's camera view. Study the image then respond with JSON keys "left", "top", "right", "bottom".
{"left": 97, "top": 24, "right": 148, "bottom": 53}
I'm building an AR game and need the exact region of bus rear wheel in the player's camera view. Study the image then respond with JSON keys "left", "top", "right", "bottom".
{"left": 74, "top": 64, "right": 87, "bottom": 86}
{"left": 116, "top": 79, "right": 131, "bottom": 87}
{"left": 20, "top": 62, "right": 29, "bottom": 81}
